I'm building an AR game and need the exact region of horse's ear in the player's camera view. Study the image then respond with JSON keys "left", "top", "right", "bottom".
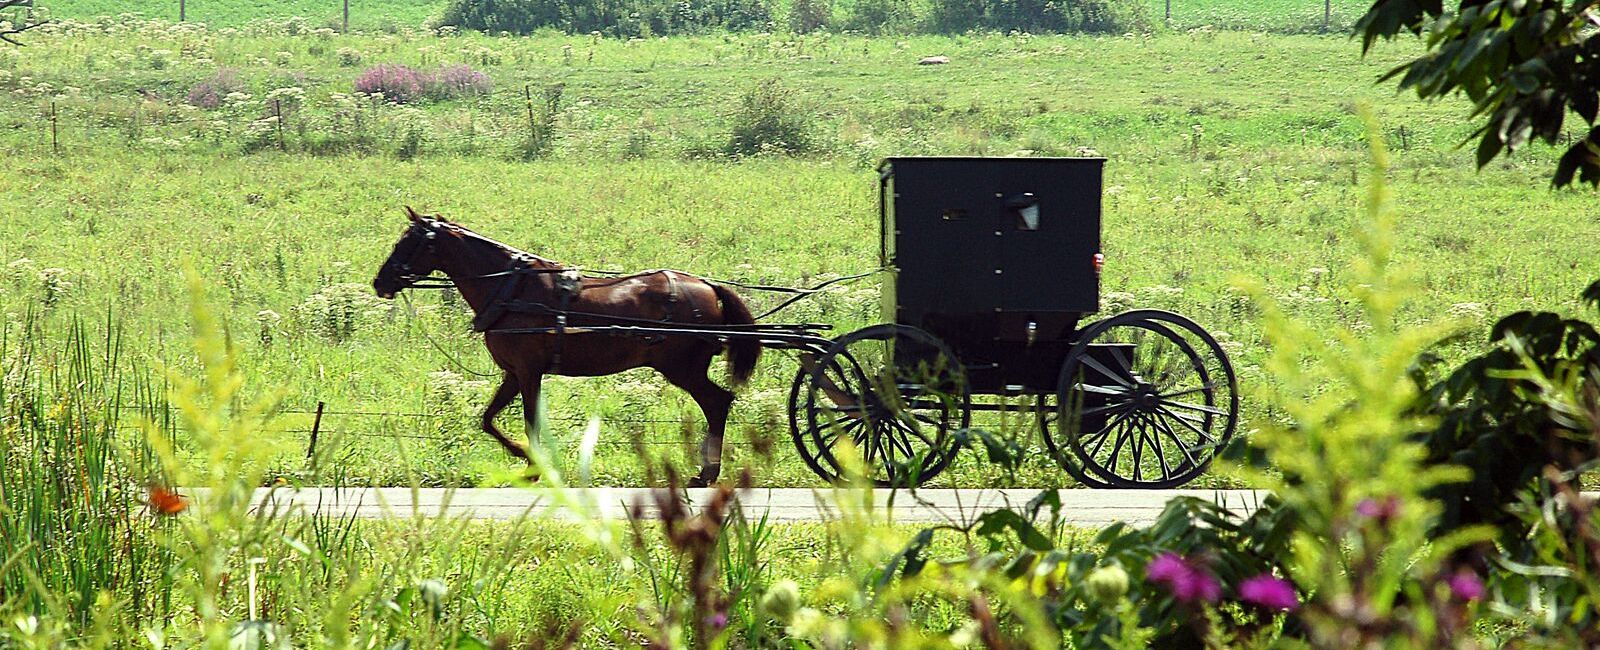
{"left": 404, "top": 206, "right": 423, "bottom": 222}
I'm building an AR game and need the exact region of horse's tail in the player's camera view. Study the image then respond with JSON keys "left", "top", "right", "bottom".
{"left": 712, "top": 282, "right": 760, "bottom": 388}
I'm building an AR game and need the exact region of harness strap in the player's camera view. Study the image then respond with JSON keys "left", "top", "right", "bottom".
{"left": 550, "top": 270, "right": 583, "bottom": 373}
{"left": 471, "top": 263, "right": 528, "bottom": 332}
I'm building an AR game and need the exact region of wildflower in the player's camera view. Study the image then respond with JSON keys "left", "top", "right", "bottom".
{"left": 1237, "top": 574, "right": 1299, "bottom": 611}
{"left": 147, "top": 485, "right": 187, "bottom": 515}
{"left": 1355, "top": 495, "right": 1401, "bottom": 525}
{"left": 1447, "top": 568, "right": 1485, "bottom": 602}
{"left": 1085, "top": 564, "right": 1129, "bottom": 603}
{"left": 759, "top": 579, "right": 800, "bottom": 622}
{"left": 1146, "top": 552, "right": 1220, "bottom": 604}
{"left": 705, "top": 611, "right": 728, "bottom": 631}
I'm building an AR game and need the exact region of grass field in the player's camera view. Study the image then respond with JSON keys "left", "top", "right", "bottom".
{"left": 32, "top": 0, "right": 1373, "bottom": 31}
{"left": 3, "top": 15, "right": 1598, "bottom": 489}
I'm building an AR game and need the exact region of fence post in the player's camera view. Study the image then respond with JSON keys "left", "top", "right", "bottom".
{"left": 343, "top": 0, "right": 349, "bottom": 32}
{"left": 306, "top": 401, "right": 326, "bottom": 461}
{"left": 180, "top": 0, "right": 186, "bottom": 22}
{"left": 274, "top": 99, "right": 285, "bottom": 151}
{"left": 49, "top": 101, "right": 58, "bottom": 155}
{"left": 1165, "top": 0, "right": 1171, "bottom": 23}
{"left": 1324, "top": 0, "right": 1330, "bottom": 31}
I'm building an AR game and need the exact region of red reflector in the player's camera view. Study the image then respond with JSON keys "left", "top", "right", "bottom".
{"left": 1093, "top": 253, "right": 1104, "bottom": 273}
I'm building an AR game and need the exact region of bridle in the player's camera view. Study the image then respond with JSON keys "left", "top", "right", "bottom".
{"left": 384, "top": 222, "right": 454, "bottom": 290}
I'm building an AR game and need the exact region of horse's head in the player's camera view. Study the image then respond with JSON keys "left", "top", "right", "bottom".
{"left": 373, "top": 207, "right": 445, "bottom": 299}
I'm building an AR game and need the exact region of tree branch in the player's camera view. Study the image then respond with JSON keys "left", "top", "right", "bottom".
{"left": 0, "top": 0, "right": 44, "bottom": 46}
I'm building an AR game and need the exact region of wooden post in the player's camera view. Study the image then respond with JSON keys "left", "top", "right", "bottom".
{"left": 274, "top": 99, "right": 285, "bottom": 151}
{"left": 180, "top": 0, "right": 186, "bottom": 22}
{"left": 343, "top": 0, "right": 349, "bottom": 32}
{"left": 524, "top": 83, "right": 536, "bottom": 134}
{"left": 305, "top": 401, "right": 325, "bottom": 460}
{"left": 49, "top": 101, "right": 58, "bottom": 155}
{"left": 1165, "top": 0, "right": 1171, "bottom": 22}
{"left": 1324, "top": 0, "right": 1330, "bottom": 31}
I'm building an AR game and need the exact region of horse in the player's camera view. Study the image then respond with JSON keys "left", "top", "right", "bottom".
{"left": 371, "top": 207, "right": 761, "bottom": 487}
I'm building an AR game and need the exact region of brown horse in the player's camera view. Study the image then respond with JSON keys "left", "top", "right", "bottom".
{"left": 372, "top": 208, "right": 760, "bottom": 486}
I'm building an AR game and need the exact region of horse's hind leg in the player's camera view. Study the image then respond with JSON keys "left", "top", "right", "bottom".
{"left": 482, "top": 374, "right": 531, "bottom": 462}
{"left": 661, "top": 360, "right": 734, "bottom": 488}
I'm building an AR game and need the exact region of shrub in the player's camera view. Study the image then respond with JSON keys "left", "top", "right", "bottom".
{"left": 923, "top": 0, "right": 1153, "bottom": 34}
{"left": 787, "top": 0, "right": 831, "bottom": 33}
{"left": 436, "top": 0, "right": 771, "bottom": 37}
{"left": 842, "top": 0, "right": 912, "bottom": 34}
{"left": 335, "top": 46, "right": 363, "bottom": 66}
{"left": 353, "top": 63, "right": 427, "bottom": 103}
{"left": 185, "top": 68, "right": 244, "bottom": 109}
{"left": 426, "top": 63, "right": 493, "bottom": 100}
{"left": 725, "top": 78, "right": 811, "bottom": 157}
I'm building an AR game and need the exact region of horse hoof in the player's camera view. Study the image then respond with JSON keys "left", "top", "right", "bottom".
{"left": 687, "top": 476, "right": 711, "bottom": 488}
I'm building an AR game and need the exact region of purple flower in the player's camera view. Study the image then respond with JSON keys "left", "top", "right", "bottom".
{"left": 354, "top": 64, "right": 426, "bottom": 104}
{"left": 1146, "top": 552, "right": 1188, "bottom": 583}
{"left": 1237, "top": 574, "right": 1299, "bottom": 612}
{"left": 705, "top": 612, "right": 728, "bottom": 630}
{"left": 1447, "top": 569, "right": 1485, "bottom": 602}
{"left": 1356, "top": 495, "right": 1401, "bottom": 524}
{"left": 427, "top": 63, "right": 493, "bottom": 100}
{"left": 1145, "top": 552, "right": 1221, "bottom": 605}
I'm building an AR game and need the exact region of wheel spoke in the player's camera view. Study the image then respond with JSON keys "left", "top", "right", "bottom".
{"left": 1073, "top": 382, "right": 1130, "bottom": 397}
{"left": 1154, "top": 405, "right": 1217, "bottom": 445}
{"left": 1101, "top": 420, "right": 1133, "bottom": 475}
{"left": 1160, "top": 398, "right": 1229, "bottom": 417}
{"left": 1150, "top": 414, "right": 1203, "bottom": 469}
{"left": 1080, "top": 355, "right": 1134, "bottom": 388}
{"left": 1160, "top": 383, "right": 1221, "bottom": 400}
{"left": 1144, "top": 415, "right": 1173, "bottom": 480}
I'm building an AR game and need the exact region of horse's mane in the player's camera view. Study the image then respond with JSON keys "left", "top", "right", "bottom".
{"left": 435, "top": 219, "right": 562, "bottom": 269}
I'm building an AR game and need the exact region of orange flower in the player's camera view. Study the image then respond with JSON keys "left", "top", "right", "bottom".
{"left": 147, "top": 485, "right": 187, "bottom": 516}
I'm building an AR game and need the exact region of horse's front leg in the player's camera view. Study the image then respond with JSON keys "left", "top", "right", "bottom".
{"left": 482, "top": 374, "right": 531, "bottom": 462}
{"left": 519, "top": 374, "right": 547, "bottom": 477}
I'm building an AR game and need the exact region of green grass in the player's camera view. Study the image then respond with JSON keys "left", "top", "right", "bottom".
{"left": 1, "top": 22, "right": 1596, "bottom": 488}
{"left": 1142, "top": 0, "right": 1371, "bottom": 30}
{"left": 35, "top": 0, "right": 445, "bottom": 30}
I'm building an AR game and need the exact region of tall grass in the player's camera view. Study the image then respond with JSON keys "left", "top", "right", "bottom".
{"left": 0, "top": 312, "right": 176, "bottom": 632}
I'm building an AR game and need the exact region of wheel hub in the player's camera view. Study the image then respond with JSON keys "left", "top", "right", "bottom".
{"left": 1131, "top": 383, "right": 1159, "bottom": 409}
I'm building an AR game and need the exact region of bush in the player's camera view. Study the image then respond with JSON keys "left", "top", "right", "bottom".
{"left": 787, "top": 0, "right": 831, "bottom": 33}
{"left": 185, "top": 68, "right": 244, "bottom": 109}
{"left": 923, "top": 0, "right": 1153, "bottom": 34}
{"left": 354, "top": 63, "right": 427, "bottom": 103}
{"left": 842, "top": 0, "right": 913, "bottom": 34}
{"left": 725, "top": 78, "right": 812, "bottom": 157}
{"left": 427, "top": 63, "right": 493, "bottom": 100}
{"left": 437, "top": 0, "right": 771, "bottom": 37}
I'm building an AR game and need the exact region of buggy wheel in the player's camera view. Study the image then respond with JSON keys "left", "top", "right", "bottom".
{"left": 1046, "top": 309, "right": 1238, "bottom": 489}
{"left": 1034, "top": 395, "right": 1116, "bottom": 489}
{"left": 794, "top": 324, "right": 969, "bottom": 487}
{"left": 787, "top": 365, "right": 834, "bottom": 481}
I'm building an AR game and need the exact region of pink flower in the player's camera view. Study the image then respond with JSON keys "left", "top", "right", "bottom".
{"left": 1237, "top": 574, "right": 1299, "bottom": 611}
{"left": 1447, "top": 569, "right": 1485, "bottom": 602}
{"left": 1145, "top": 552, "right": 1221, "bottom": 605}
{"left": 705, "top": 612, "right": 729, "bottom": 630}
{"left": 1356, "top": 496, "right": 1401, "bottom": 524}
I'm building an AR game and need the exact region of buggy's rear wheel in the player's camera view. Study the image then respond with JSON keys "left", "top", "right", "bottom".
{"left": 790, "top": 324, "right": 969, "bottom": 487}
{"left": 1044, "top": 309, "right": 1238, "bottom": 489}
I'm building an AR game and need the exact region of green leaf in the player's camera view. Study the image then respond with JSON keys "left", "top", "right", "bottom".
{"left": 1476, "top": 130, "right": 1505, "bottom": 167}
{"left": 974, "top": 509, "right": 1053, "bottom": 552}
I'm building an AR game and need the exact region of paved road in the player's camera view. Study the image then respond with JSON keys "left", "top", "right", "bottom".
{"left": 242, "top": 487, "right": 1270, "bottom": 527}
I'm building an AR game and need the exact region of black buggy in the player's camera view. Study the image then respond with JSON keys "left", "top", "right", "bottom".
{"left": 445, "top": 156, "right": 1240, "bottom": 489}
{"left": 782, "top": 157, "right": 1239, "bottom": 489}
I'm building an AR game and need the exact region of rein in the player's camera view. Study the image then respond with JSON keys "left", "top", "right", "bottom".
{"left": 400, "top": 266, "right": 883, "bottom": 321}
